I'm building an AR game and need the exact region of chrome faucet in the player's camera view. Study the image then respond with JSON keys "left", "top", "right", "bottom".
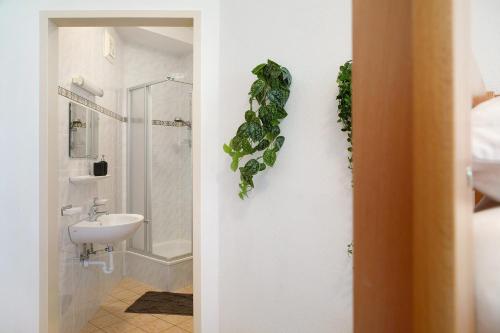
{"left": 88, "top": 197, "right": 108, "bottom": 222}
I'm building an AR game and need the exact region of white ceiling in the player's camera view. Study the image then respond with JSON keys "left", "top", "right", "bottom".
{"left": 115, "top": 27, "right": 193, "bottom": 56}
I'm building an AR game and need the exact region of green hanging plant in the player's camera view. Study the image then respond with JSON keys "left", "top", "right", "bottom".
{"left": 223, "top": 59, "right": 292, "bottom": 199}
{"left": 336, "top": 60, "right": 352, "bottom": 170}
{"left": 337, "top": 60, "right": 353, "bottom": 256}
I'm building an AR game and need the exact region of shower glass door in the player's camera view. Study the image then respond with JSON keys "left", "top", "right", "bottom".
{"left": 127, "top": 79, "right": 193, "bottom": 261}
{"left": 128, "top": 87, "right": 147, "bottom": 252}
{"left": 150, "top": 81, "right": 192, "bottom": 260}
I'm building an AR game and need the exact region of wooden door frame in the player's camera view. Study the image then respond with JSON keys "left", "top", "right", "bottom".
{"left": 353, "top": 0, "right": 474, "bottom": 332}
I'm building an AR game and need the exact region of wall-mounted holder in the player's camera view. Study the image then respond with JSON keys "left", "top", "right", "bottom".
{"left": 61, "top": 204, "right": 83, "bottom": 216}
{"left": 72, "top": 75, "right": 104, "bottom": 97}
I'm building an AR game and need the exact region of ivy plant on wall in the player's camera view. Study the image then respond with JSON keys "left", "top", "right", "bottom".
{"left": 337, "top": 60, "right": 353, "bottom": 256}
{"left": 223, "top": 59, "right": 292, "bottom": 199}
{"left": 336, "top": 60, "right": 352, "bottom": 170}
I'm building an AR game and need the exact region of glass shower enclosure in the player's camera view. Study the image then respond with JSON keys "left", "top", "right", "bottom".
{"left": 127, "top": 79, "right": 193, "bottom": 262}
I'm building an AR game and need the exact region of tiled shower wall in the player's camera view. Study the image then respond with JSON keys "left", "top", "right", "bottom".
{"left": 122, "top": 41, "right": 193, "bottom": 256}
{"left": 58, "top": 27, "right": 125, "bottom": 333}
{"left": 150, "top": 82, "right": 192, "bottom": 254}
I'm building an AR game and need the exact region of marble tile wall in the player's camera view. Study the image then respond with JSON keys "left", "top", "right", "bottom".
{"left": 58, "top": 27, "right": 126, "bottom": 333}
{"left": 150, "top": 82, "right": 192, "bottom": 253}
{"left": 122, "top": 41, "right": 193, "bottom": 258}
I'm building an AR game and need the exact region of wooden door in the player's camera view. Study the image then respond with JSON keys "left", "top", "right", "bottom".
{"left": 353, "top": 0, "right": 474, "bottom": 332}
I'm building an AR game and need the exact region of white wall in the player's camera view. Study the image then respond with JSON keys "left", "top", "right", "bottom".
{"left": 0, "top": 1, "right": 220, "bottom": 333}
{"left": 58, "top": 27, "right": 125, "bottom": 333}
{"left": 217, "top": 0, "right": 353, "bottom": 332}
{"left": 471, "top": 0, "right": 500, "bottom": 91}
{"left": 122, "top": 42, "right": 193, "bottom": 88}
{"left": 0, "top": 0, "right": 354, "bottom": 332}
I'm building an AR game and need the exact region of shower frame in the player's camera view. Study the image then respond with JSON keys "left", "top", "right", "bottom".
{"left": 126, "top": 78, "right": 193, "bottom": 263}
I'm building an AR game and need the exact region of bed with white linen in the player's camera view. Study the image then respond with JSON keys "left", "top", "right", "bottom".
{"left": 473, "top": 97, "right": 500, "bottom": 333}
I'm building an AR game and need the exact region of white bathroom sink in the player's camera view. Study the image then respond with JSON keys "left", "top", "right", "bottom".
{"left": 69, "top": 214, "right": 143, "bottom": 244}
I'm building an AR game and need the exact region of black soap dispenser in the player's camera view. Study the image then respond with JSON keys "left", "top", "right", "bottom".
{"left": 93, "top": 155, "right": 108, "bottom": 176}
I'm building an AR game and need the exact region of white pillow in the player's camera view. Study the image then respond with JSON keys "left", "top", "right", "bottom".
{"left": 472, "top": 97, "right": 500, "bottom": 201}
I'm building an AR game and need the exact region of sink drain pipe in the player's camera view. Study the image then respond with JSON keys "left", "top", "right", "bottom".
{"left": 82, "top": 246, "right": 114, "bottom": 274}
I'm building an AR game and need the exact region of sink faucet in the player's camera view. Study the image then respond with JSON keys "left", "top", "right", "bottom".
{"left": 89, "top": 197, "right": 108, "bottom": 222}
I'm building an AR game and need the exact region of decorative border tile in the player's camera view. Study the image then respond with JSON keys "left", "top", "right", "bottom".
{"left": 58, "top": 86, "right": 127, "bottom": 122}
{"left": 152, "top": 119, "right": 191, "bottom": 128}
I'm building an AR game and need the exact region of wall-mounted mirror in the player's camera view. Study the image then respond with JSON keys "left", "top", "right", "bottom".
{"left": 69, "top": 102, "right": 99, "bottom": 159}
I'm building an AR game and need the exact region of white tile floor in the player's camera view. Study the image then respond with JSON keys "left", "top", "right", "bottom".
{"left": 80, "top": 278, "right": 193, "bottom": 333}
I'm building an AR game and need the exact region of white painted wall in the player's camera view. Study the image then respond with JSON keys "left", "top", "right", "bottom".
{"left": 0, "top": 0, "right": 354, "bottom": 331}
{"left": 217, "top": 1, "right": 353, "bottom": 332}
{"left": 0, "top": 1, "right": 220, "bottom": 333}
{"left": 142, "top": 27, "right": 194, "bottom": 45}
{"left": 58, "top": 27, "right": 126, "bottom": 333}
{"left": 471, "top": 0, "right": 500, "bottom": 91}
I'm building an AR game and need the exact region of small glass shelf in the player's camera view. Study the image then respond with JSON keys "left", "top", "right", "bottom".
{"left": 69, "top": 175, "right": 111, "bottom": 184}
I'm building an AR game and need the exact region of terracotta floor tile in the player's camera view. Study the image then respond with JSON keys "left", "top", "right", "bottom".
{"left": 178, "top": 318, "right": 193, "bottom": 332}
{"left": 121, "top": 294, "right": 142, "bottom": 305}
{"left": 102, "top": 320, "right": 142, "bottom": 333}
{"left": 137, "top": 318, "right": 174, "bottom": 333}
{"left": 80, "top": 278, "right": 193, "bottom": 333}
{"left": 162, "top": 326, "right": 189, "bottom": 333}
{"left": 109, "top": 287, "right": 127, "bottom": 296}
{"left": 101, "top": 295, "right": 119, "bottom": 306}
{"left": 113, "top": 289, "right": 139, "bottom": 300}
{"left": 125, "top": 313, "right": 158, "bottom": 326}
{"left": 80, "top": 322, "right": 100, "bottom": 333}
{"left": 89, "top": 313, "right": 122, "bottom": 329}
{"left": 153, "top": 314, "right": 191, "bottom": 325}
{"left": 114, "top": 310, "right": 141, "bottom": 320}
{"left": 102, "top": 301, "right": 130, "bottom": 314}
{"left": 122, "top": 329, "right": 146, "bottom": 333}
{"left": 93, "top": 308, "right": 111, "bottom": 319}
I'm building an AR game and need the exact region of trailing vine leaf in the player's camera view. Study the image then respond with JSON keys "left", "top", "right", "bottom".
{"left": 247, "top": 120, "right": 264, "bottom": 142}
{"left": 223, "top": 144, "right": 232, "bottom": 154}
{"left": 336, "top": 60, "right": 352, "bottom": 170}
{"left": 251, "top": 79, "right": 265, "bottom": 95}
{"left": 274, "top": 136, "right": 285, "bottom": 151}
{"left": 230, "top": 156, "right": 240, "bottom": 172}
{"left": 347, "top": 243, "right": 353, "bottom": 256}
{"left": 263, "top": 149, "right": 277, "bottom": 167}
{"left": 255, "top": 139, "right": 270, "bottom": 151}
{"left": 245, "top": 110, "right": 256, "bottom": 122}
{"left": 337, "top": 60, "right": 353, "bottom": 256}
{"left": 223, "top": 59, "right": 292, "bottom": 199}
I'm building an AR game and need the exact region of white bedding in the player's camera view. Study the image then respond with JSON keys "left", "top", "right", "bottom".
{"left": 472, "top": 97, "right": 500, "bottom": 201}
{"left": 474, "top": 207, "right": 500, "bottom": 333}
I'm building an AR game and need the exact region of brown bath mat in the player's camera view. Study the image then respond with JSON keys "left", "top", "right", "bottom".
{"left": 125, "top": 291, "right": 193, "bottom": 316}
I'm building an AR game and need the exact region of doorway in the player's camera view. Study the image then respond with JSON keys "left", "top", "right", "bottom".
{"left": 39, "top": 11, "right": 201, "bottom": 333}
